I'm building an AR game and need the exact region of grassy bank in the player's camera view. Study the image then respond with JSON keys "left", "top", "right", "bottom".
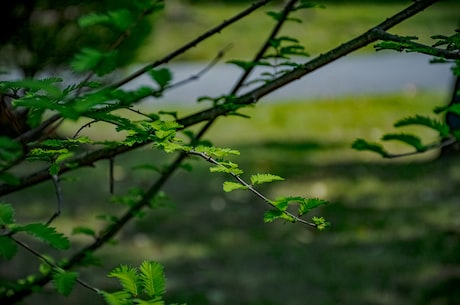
{"left": 138, "top": 1, "right": 460, "bottom": 62}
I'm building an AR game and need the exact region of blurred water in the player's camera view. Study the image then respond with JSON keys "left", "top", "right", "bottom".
{"left": 122, "top": 52, "right": 455, "bottom": 105}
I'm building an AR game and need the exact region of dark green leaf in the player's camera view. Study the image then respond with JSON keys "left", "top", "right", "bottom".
{"left": 18, "top": 223, "right": 70, "bottom": 250}
{"left": 148, "top": 68, "right": 173, "bottom": 89}
{"left": 52, "top": 270, "right": 78, "bottom": 296}
{"left": 382, "top": 133, "right": 425, "bottom": 151}
{"left": 0, "top": 172, "right": 21, "bottom": 186}
{"left": 352, "top": 139, "right": 388, "bottom": 157}
{"left": 0, "top": 236, "right": 17, "bottom": 260}
{"left": 72, "top": 226, "right": 96, "bottom": 237}
{"left": 394, "top": 115, "right": 450, "bottom": 137}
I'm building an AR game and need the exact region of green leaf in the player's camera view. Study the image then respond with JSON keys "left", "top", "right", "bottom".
{"left": 298, "top": 198, "right": 328, "bottom": 216}
{"left": 250, "top": 174, "right": 284, "bottom": 185}
{"left": 71, "top": 47, "right": 104, "bottom": 73}
{"left": 148, "top": 68, "right": 173, "bottom": 89}
{"left": 78, "top": 12, "right": 110, "bottom": 27}
{"left": 18, "top": 223, "right": 70, "bottom": 250}
{"left": 139, "top": 261, "right": 166, "bottom": 297}
{"left": 263, "top": 210, "right": 295, "bottom": 223}
{"left": 71, "top": 48, "right": 118, "bottom": 76}
{"left": 52, "top": 269, "right": 79, "bottom": 296}
{"left": 72, "top": 226, "right": 96, "bottom": 237}
{"left": 100, "top": 291, "right": 131, "bottom": 305}
{"left": 312, "top": 216, "right": 330, "bottom": 231}
{"left": 394, "top": 115, "right": 450, "bottom": 137}
{"left": 193, "top": 146, "right": 240, "bottom": 158}
{"left": 209, "top": 161, "right": 243, "bottom": 176}
{"left": 108, "top": 265, "right": 139, "bottom": 296}
{"left": 0, "top": 203, "right": 15, "bottom": 225}
{"left": 107, "top": 9, "right": 135, "bottom": 31}
{"left": 382, "top": 133, "right": 425, "bottom": 151}
{"left": 0, "top": 236, "right": 18, "bottom": 260}
{"left": 223, "top": 181, "right": 247, "bottom": 192}
{"left": 352, "top": 139, "right": 388, "bottom": 157}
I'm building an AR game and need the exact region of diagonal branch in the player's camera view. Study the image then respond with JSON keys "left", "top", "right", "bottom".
{"left": 372, "top": 28, "right": 460, "bottom": 60}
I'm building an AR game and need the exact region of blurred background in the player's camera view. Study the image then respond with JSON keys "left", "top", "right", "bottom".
{"left": 1, "top": 1, "right": 460, "bottom": 305}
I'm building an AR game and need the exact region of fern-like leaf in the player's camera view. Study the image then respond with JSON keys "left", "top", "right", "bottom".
{"left": 352, "top": 139, "right": 388, "bottom": 157}
{"left": 298, "top": 198, "right": 328, "bottom": 216}
{"left": 52, "top": 269, "right": 79, "bottom": 296}
{"left": 108, "top": 265, "right": 139, "bottom": 296}
{"left": 100, "top": 291, "right": 131, "bottom": 305}
{"left": 394, "top": 115, "right": 450, "bottom": 137}
{"left": 139, "top": 261, "right": 166, "bottom": 298}
{"left": 381, "top": 133, "right": 425, "bottom": 151}
{"left": 18, "top": 223, "right": 70, "bottom": 250}
{"left": 250, "top": 174, "right": 284, "bottom": 185}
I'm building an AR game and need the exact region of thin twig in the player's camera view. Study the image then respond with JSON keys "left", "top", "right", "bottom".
{"left": 46, "top": 174, "right": 63, "bottom": 226}
{"left": 384, "top": 137, "right": 457, "bottom": 159}
{"left": 11, "top": 236, "right": 100, "bottom": 294}
{"left": 188, "top": 150, "right": 316, "bottom": 227}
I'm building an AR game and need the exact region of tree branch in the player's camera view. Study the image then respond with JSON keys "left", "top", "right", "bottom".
{"left": 372, "top": 28, "right": 460, "bottom": 60}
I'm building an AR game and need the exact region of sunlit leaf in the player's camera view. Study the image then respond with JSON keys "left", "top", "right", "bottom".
{"left": 223, "top": 181, "right": 247, "bottom": 192}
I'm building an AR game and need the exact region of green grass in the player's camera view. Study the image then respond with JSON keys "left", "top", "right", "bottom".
{"left": 138, "top": 1, "right": 460, "bottom": 62}
{"left": 3, "top": 91, "right": 460, "bottom": 305}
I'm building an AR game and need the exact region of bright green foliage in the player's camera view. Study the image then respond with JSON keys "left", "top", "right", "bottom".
{"left": 16, "top": 223, "right": 70, "bottom": 250}
{"left": 101, "top": 261, "right": 167, "bottom": 305}
{"left": 223, "top": 181, "right": 248, "bottom": 192}
{"left": 297, "top": 198, "right": 328, "bottom": 216}
{"left": 52, "top": 269, "right": 79, "bottom": 296}
{"left": 109, "top": 265, "right": 139, "bottom": 296}
{"left": 312, "top": 217, "right": 330, "bottom": 231}
{"left": 138, "top": 261, "right": 166, "bottom": 298}
{"left": 193, "top": 146, "right": 240, "bottom": 158}
{"left": 209, "top": 161, "right": 244, "bottom": 175}
{"left": 250, "top": 174, "right": 284, "bottom": 185}
{"left": 264, "top": 209, "right": 295, "bottom": 223}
